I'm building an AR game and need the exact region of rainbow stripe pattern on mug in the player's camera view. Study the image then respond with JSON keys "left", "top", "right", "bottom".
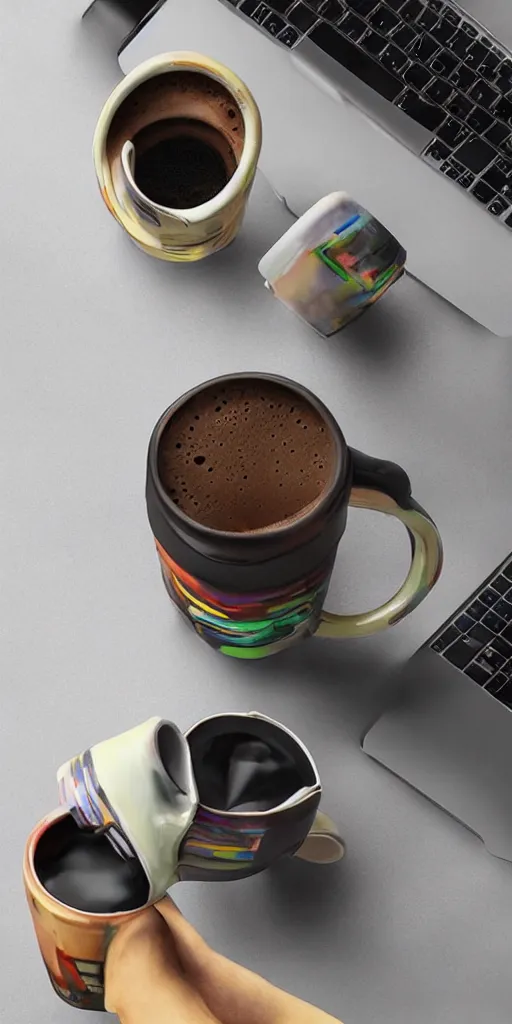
{"left": 156, "top": 542, "right": 332, "bottom": 659}
{"left": 181, "top": 806, "right": 266, "bottom": 864}
{"left": 261, "top": 195, "right": 406, "bottom": 337}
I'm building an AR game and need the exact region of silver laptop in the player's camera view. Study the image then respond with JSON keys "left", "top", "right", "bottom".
{"left": 363, "top": 552, "right": 512, "bottom": 862}
{"left": 116, "top": 0, "right": 512, "bottom": 335}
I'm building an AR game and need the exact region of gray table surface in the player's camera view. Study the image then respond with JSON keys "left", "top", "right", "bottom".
{"left": 2, "top": 3, "right": 512, "bottom": 1023}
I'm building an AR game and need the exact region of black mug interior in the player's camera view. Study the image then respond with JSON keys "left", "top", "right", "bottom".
{"left": 34, "top": 814, "right": 149, "bottom": 914}
{"left": 187, "top": 715, "right": 317, "bottom": 813}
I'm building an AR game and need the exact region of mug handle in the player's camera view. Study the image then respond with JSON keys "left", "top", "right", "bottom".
{"left": 315, "top": 449, "right": 443, "bottom": 639}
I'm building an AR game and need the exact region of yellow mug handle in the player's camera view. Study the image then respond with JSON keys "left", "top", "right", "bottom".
{"left": 315, "top": 449, "right": 443, "bottom": 639}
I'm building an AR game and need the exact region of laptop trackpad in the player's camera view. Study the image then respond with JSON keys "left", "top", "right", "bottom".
{"left": 363, "top": 650, "right": 512, "bottom": 862}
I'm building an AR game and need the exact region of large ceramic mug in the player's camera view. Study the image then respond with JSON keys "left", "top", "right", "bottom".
{"left": 27, "top": 714, "right": 342, "bottom": 1010}
{"left": 93, "top": 52, "right": 262, "bottom": 261}
{"left": 145, "top": 373, "right": 443, "bottom": 660}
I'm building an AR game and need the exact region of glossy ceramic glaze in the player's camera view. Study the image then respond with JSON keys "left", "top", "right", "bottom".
{"left": 146, "top": 373, "right": 443, "bottom": 657}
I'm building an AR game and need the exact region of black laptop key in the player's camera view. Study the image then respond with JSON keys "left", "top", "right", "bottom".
{"left": 337, "top": 13, "right": 367, "bottom": 41}
{"left": 384, "top": 0, "right": 405, "bottom": 9}
{"left": 441, "top": 161, "right": 460, "bottom": 180}
{"left": 455, "top": 137, "right": 495, "bottom": 174}
{"left": 431, "top": 624, "right": 460, "bottom": 652}
{"left": 322, "top": 0, "right": 346, "bottom": 22}
{"left": 450, "top": 64, "right": 476, "bottom": 90}
{"left": 278, "top": 25, "right": 300, "bottom": 45}
{"left": 267, "top": 0, "right": 291, "bottom": 11}
{"left": 263, "top": 11, "right": 286, "bottom": 34}
{"left": 484, "top": 167, "right": 512, "bottom": 196}
{"left": 485, "top": 672, "right": 508, "bottom": 696}
{"left": 495, "top": 156, "right": 512, "bottom": 176}
{"left": 369, "top": 6, "right": 400, "bottom": 33}
{"left": 491, "top": 635, "right": 512, "bottom": 660}
{"left": 425, "top": 79, "right": 452, "bottom": 105}
{"left": 488, "top": 196, "right": 509, "bottom": 216}
{"left": 430, "top": 50, "right": 457, "bottom": 77}
{"left": 405, "top": 63, "right": 432, "bottom": 89}
{"left": 287, "top": 2, "right": 318, "bottom": 30}
{"left": 417, "top": 7, "right": 437, "bottom": 32}
{"left": 466, "top": 108, "right": 493, "bottom": 135}
{"left": 443, "top": 636, "right": 483, "bottom": 669}
{"left": 240, "top": 0, "right": 262, "bottom": 13}
{"left": 244, "top": 1, "right": 271, "bottom": 23}
{"left": 482, "top": 610, "right": 506, "bottom": 633}
{"left": 480, "top": 587, "right": 499, "bottom": 609}
{"left": 504, "top": 564, "right": 512, "bottom": 582}
{"left": 455, "top": 613, "right": 475, "bottom": 634}
{"left": 447, "top": 93, "right": 473, "bottom": 121}
{"left": 393, "top": 24, "right": 417, "bottom": 50}
{"left": 469, "top": 79, "right": 498, "bottom": 108}
{"left": 503, "top": 622, "right": 512, "bottom": 643}
{"left": 495, "top": 680, "right": 512, "bottom": 707}
{"left": 362, "top": 30, "right": 387, "bottom": 56}
{"left": 495, "top": 98, "right": 512, "bottom": 128}
{"left": 495, "top": 61, "right": 512, "bottom": 94}
{"left": 380, "top": 45, "right": 408, "bottom": 73}
{"left": 437, "top": 117, "right": 470, "bottom": 147}
{"left": 310, "top": 22, "right": 404, "bottom": 99}
{"left": 479, "top": 51, "right": 501, "bottom": 81}
{"left": 468, "top": 623, "right": 494, "bottom": 647}
{"left": 449, "top": 29, "right": 472, "bottom": 59}
{"left": 459, "top": 171, "right": 475, "bottom": 189}
{"left": 400, "top": 0, "right": 422, "bottom": 22}
{"left": 443, "top": 6, "right": 460, "bottom": 25}
{"left": 465, "top": 41, "right": 487, "bottom": 68}
{"left": 397, "top": 90, "right": 444, "bottom": 132}
{"left": 484, "top": 648, "right": 506, "bottom": 672}
{"left": 431, "top": 17, "right": 456, "bottom": 45}
{"left": 460, "top": 20, "right": 477, "bottom": 39}
{"left": 493, "top": 599, "right": 512, "bottom": 623}
{"left": 344, "top": 0, "right": 378, "bottom": 13}
{"left": 466, "top": 598, "right": 487, "bottom": 621}
{"left": 409, "top": 33, "right": 439, "bottom": 63}
{"left": 475, "top": 648, "right": 506, "bottom": 674}
{"left": 465, "top": 661, "right": 493, "bottom": 686}
{"left": 492, "top": 574, "right": 512, "bottom": 596}
{"left": 491, "top": 197, "right": 512, "bottom": 216}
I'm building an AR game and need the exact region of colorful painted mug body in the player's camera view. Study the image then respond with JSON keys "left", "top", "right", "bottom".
{"left": 258, "top": 192, "right": 406, "bottom": 336}
{"left": 93, "top": 52, "right": 262, "bottom": 262}
{"left": 146, "top": 373, "right": 443, "bottom": 660}
{"left": 24, "top": 809, "right": 149, "bottom": 1012}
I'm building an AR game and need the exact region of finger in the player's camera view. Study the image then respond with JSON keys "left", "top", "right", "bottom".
{"left": 154, "top": 897, "right": 212, "bottom": 973}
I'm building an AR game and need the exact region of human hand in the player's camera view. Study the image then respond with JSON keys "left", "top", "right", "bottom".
{"left": 105, "top": 896, "right": 343, "bottom": 1024}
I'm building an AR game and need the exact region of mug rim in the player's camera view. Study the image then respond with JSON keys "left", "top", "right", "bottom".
{"left": 93, "top": 51, "right": 262, "bottom": 229}
{"left": 24, "top": 809, "right": 151, "bottom": 921}
{"left": 148, "top": 372, "right": 348, "bottom": 546}
{"left": 184, "top": 710, "right": 322, "bottom": 818}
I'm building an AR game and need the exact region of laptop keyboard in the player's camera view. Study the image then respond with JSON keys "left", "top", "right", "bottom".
{"left": 430, "top": 556, "right": 512, "bottom": 709}
{"left": 225, "top": 0, "right": 512, "bottom": 231}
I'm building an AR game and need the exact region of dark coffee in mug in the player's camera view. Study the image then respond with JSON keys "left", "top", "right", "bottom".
{"left": 146, "top": 373, "right": 443, "bottom": 659}
{"left": 35, "top": 815, "right": 149, "bottom": 915}
{"left": 157, "top": 378, "right": 337, "bottom": 532}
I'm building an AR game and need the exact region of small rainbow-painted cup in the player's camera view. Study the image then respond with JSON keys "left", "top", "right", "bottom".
{"left": 258, "top": 192, "right": 406, "bottom": 336}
